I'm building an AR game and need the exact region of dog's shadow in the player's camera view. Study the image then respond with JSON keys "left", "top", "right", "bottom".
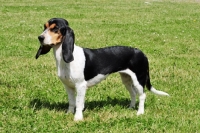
{"left": 29, "top": 97, "right": 139, "bottom": 112}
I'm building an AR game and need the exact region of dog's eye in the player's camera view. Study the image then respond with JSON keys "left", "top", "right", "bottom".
{"left": 54, "top": 30, "right": 59, "bottom": 33}
{"left": 51, "top": 28, "right": 59, "bottom": 33}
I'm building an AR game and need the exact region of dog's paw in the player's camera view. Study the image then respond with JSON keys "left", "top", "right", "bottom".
{"left": 129, "top": 101, "right": 136, "bottom": 108}
{"left": 67, "top": 107, "right": 75, "bottom": 114}
{"left": 136, "top": 110, "right": 144, "bottom": 116}
{"left": 128, "top": 104, "right": 135, "bottom": 109}
{"left": 74, "top": 115, "right": 83, "bottom": 121}
{"left": 74, "top": 111, "right": 83, "bottom": 121}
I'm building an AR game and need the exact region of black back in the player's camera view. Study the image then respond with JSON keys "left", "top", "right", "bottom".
{"left": 83, "top": 46, "right": 136, "bottom": 80}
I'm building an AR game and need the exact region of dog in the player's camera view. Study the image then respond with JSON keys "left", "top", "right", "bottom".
{"left": 36, "top": 18, "right": 169, "bottom": 121}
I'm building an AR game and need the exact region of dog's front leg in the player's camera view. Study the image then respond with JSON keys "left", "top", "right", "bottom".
{"left": 74, "top": 82, "right": 87, "bottom": 121}
{"left": 64, "top": 85, "right": 76, "bottom": 114}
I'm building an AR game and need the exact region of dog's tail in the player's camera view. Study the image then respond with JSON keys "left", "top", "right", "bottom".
{"left": 146, "top": 70, "right": 169, "bottom": 96}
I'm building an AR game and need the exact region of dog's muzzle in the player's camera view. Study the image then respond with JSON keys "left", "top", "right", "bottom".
{"left": 38, "top": 35, "right": 45, "bottom": 42}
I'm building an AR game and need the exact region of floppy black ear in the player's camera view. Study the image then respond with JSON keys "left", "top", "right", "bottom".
{"left": 62, "top": 27, "right": 75, "bottom": 63}
{"left": 35, "top": 45, "right": 51, "bottom": 59}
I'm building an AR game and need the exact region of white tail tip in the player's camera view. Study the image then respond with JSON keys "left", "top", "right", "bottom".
{"left": 150, "top": 87, "right": 170, "bottom": 96}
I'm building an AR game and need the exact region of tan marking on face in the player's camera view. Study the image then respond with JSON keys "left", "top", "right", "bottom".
{"left": 45, "top": 22, "right": 49, "bottom": 28}
{"left": 49, "top": 23, "right": 56, "bottom": 29}
{"left": 47, "top": 23, "right": 63, "bottom": 45}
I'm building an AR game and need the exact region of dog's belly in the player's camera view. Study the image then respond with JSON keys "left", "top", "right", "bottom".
{"left": 86, "top": 74, "right": 108, "bottom": 87}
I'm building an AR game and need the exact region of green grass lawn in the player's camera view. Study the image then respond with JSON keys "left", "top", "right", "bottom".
{"left": 0, "top": 0, "right": 200, "bottom": 132}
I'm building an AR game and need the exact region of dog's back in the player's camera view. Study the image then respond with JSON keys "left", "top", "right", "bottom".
{"left": 83, "top": 46, "right": 144, "bottom": 80}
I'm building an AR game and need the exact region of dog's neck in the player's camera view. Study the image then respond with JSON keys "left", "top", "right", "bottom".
{"left": 52, "top": 43, "right": 71, "bottom": 78}
{"left": 52, "top": 44, "right": 63, "bottom": 63}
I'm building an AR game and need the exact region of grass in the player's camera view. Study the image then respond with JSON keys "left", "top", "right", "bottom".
{"left": 0, "top": 0, "right": 200, "bottom": 132}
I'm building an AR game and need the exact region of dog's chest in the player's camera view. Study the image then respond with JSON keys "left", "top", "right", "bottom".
{"left": 57, "top": 62, "right": 74, "bottom": 87}
{"left": 53, "top": 45, "right": 86, "bottom": 88}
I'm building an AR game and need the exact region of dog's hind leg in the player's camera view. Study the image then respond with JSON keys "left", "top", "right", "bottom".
{"left": 131, "top": 73, "right": 146, "bottom": 115}
{"left": 119, "top": 69, "right": 146, "bottom": 115}
{"left": 120, "top": 73, "right": 136, "bottom": 108}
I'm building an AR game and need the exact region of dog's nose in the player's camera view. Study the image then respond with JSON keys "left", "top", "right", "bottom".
{"left": 38, "top": 35, "right": 45, "bottom": 42}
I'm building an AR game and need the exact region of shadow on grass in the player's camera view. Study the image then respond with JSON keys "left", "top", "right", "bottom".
{"left": 29, "top": 97, "right": 139, "bottom": 112}
{"left": 30, "top": 99, "right": 69, "bottom": 112}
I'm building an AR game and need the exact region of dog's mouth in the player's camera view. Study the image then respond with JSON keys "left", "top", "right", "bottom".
{"left": 35, "top": 43, "right": 52, "bottom": 59}
{"left": 38, "top": 41, "right": 54, "bottom": 48}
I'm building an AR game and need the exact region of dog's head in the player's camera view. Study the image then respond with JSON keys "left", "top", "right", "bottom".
{"left": 35, "top": 18, "right": 75, "bottom": 63}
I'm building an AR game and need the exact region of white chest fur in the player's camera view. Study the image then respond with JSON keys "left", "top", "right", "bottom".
{"left": 53, "top": 44, "right": 86, "bottom": 88}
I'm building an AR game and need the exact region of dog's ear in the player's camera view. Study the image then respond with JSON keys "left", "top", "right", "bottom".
{"left": 61, "top": 26, "right": 75, "bottom": 63}
{"left": 35, "top": 45, "right": 51, "bottom": 59}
